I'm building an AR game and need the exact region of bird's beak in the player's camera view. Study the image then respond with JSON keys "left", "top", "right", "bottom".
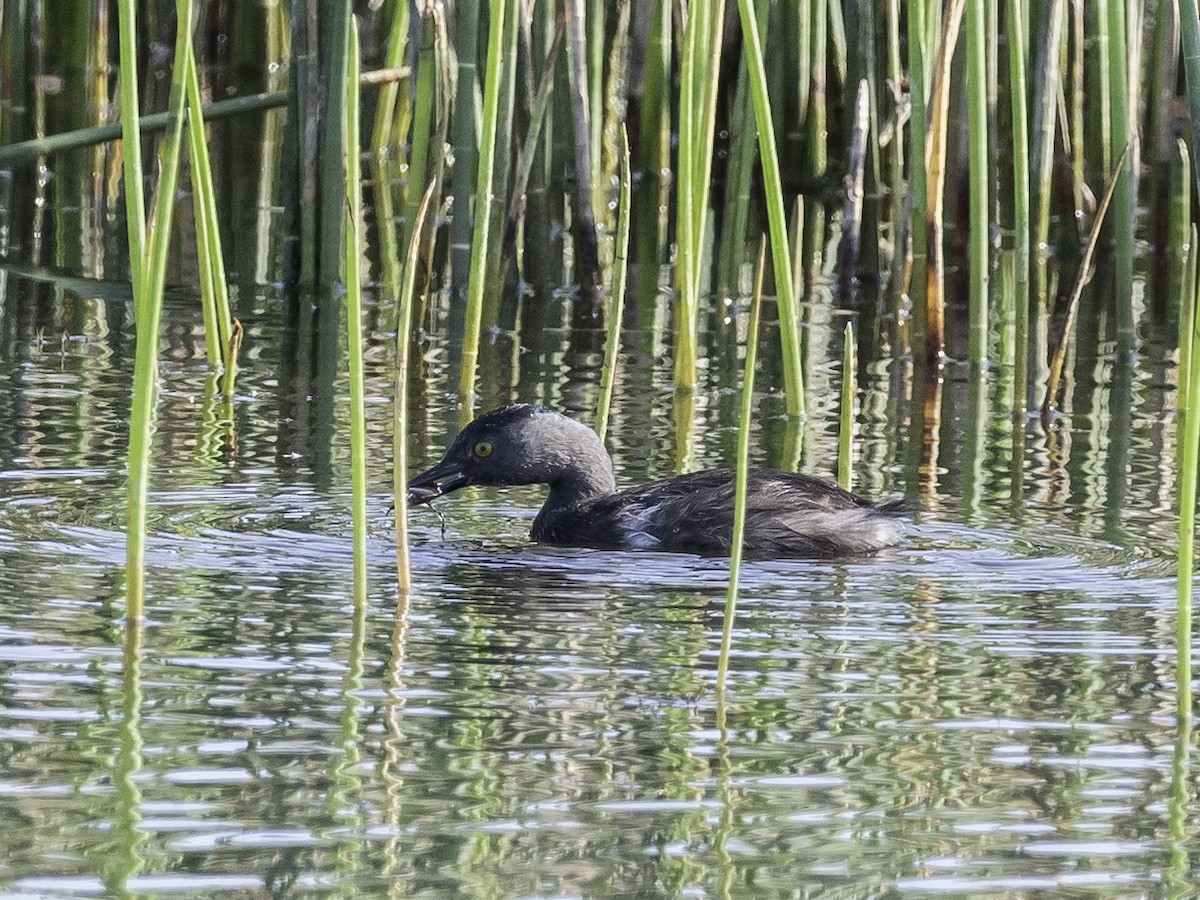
{"left": 407, "top": 458, "right": 471, "bottom": 505}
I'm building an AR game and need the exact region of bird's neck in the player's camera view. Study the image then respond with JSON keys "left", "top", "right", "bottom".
{"left": 543, "top": 424, "right": 616, "bottom": 510}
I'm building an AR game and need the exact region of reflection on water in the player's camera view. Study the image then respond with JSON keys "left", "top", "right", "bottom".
{"left": 0, "top": 270, "right": 1196, "bottom": 896}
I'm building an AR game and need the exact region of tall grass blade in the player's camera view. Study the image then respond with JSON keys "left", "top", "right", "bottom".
{"left": 457, "top": 0, "right": 510, "bottom": 418}
{"left": 967, "top": 0, "right": 989, "bottom": 362}
{"left": 1043, "top": 145, "right": 1129, "bottom": 415}
{"left": 565, "top": 0, "right": 601, "bottom": 303}
{"left": 344, "top": 17, "right": 368, "bottom": 589}
{"left": 1174, "top": 140, "right": 1193, "bottom": 416}
{"left": 1032, "top": 0, "right": 1066, "bottom": 314}
{"left": 838, "top": 322, "right": 855, "bottom": 490}
{"left": 736, "top": 0, "right": 805, "bottom": 416}
{"left": 904, "top": 0, "right": 928, "bottom": 320}
{"left": 371, "top": 0, "right": 411, "bottom": 155}
{"left": 449, "top": 0, "right": 481, "bottom": 281}
{"left": 1107, "top": 0, "right": 1134, "bottom": 352}
{"left": 717, "top": 237, "right": 765, "bottom": 694}
{"left": 840, "top": 80, "right": 868, "bottom": 294}
{"left": 395, "top": 183, "right": 438, "bottom": 594}
{"left": 125, "top": 0, "right": 195, "bottom": 609}
{"left": 596, "top": 127, "right": 631, "bottom": 445}
{"left": 924, "top": 0, "right": 967, "bottom": 361}
{"left": 1008, "top": 0, "right": 1031, "bottom": 411}
{"left": 184, "top": 53, "right": 235, "bottom": 384}
{"left": 501, "top": 17, "right": 564, "bottom": 273}
{"left": 116, "top": 0, "right": 147, "bottom": 299}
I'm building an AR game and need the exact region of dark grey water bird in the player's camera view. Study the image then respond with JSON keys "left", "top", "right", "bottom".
{"left": 407, "top": 404, "right": 906, "bottom": 558}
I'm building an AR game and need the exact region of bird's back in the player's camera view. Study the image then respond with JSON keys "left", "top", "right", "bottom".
{"left": 532, "top": 469, "right": 905, "bottom": 558}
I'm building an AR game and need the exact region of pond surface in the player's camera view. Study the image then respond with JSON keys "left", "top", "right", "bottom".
{"left": 0, "top": 260, "right": 1196, "bottom": 897}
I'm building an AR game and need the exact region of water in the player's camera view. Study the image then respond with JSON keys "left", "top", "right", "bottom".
{"left": 0, "top": 261, "right": 1196, "bottom": 898}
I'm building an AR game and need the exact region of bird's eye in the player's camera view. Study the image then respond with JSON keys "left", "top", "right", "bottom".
{"left": 473, "top": 440, "right": 493, "bottom": 458}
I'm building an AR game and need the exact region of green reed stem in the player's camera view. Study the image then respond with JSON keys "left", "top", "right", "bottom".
{"left": 906, "top": 0, "right": 928, "bottom": 315}
{"left": 449, "top": 0, "right": 481, "bottom": 279}
{"left": 924, "top": 0, "right": 966, "bottom": 360}
{"left": 184, "top": 52, "right": 233, "bottom": 374}
{"left": 402, "top": 5, "right": 439, "bottom": 266}
{"left": 318, "top": 1, "right": 351, "bottom": 292}
{"left": 1176, "top": 262, "right": 1200, "bottom": 780}
{"left": 808, "top": 0, "right": 828, "bottom": 180}
{"left": 344, "top": 18, "right": 368, "bottom": 588}
{"left": 716, "top": 0, "right": 764, "bottom": 297}
{"left": 838, "top": 322, "right": 855, "bottom": 490}
{"left": 717, "top": 238, "right": 765, "bottom": 694}
{"left": 1043, "top": 146, "right": 1128, "bottom": 413}
{"left": 502, "top": 17, "right": 564, "bottom": 270}
{"left": 884, "top": 0, "right": 902, "bottom": 282}
{"left": 673, "top": 0, "right": 699, "bottom": 389}
{"left": 737, "top": 0, "right": 804, "bottom": 417}
{"left": 125, "top": 0, "right": 195, "bottom": 611}
{"left": 1008, "top": 0, "right": 1031, "bottom": 411}
{"left": 371, "top": 0, "right": 410, "bottom": 154}
{"left": 395, "top": 183, "right": 437, "bottom": 595}
{"left": 595, "top": 127, "right": 630, "bottom": 446}
{"left": 1174, "top": 139, "right": 1193, "bottom": 410}
{"left": 1095, "top": 0, "right": 1113, "bottom": 177}
{"left": 1032, "top": 0, "right": 1065, "bottom": 314}
{"left": 565, "top": 0, "right": 601, "bottom": 300}
{"left": 457, "top": 0, "right": 508, "bottom": 412}
{"left": 116, "top": 0, "right": 147, "bottom": 300}
{"left": 1107, "top": 0, "right": 1134, "bottom": 352}
{"left": 967, "top": 0, "right": 989, "bottom": 362}
{"left": 1180, "top": 0, "right": 1200, "bottom": 190}
{"left": 692, "top": 0, "right": 727, "bottom": 287}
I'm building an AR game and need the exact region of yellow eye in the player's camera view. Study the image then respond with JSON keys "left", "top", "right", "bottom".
{"left": 473, "top": 440, "right": 493, "bottom": 458}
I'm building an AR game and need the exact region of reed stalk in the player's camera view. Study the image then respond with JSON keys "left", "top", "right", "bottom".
{"left": 595, "top": 127, "right": 631, "bottom": 445}
{"left": 1008, "top": 0, "right": 1031, "bottom": 411}
{"left": 905, "top": 0, "right": 928, "bottom": 317}
{"left": 808, "top": 0, "right": 828, "bottom": 181}
{"left": 587, "top": 0, "right": 604, "bottom": 191}
{"left": 1043, "top": 146, "right": 1128, "bottom": 414}
{"left": 840, "top": 80, "right": 869, "bottom": 293}
{"left": 457, "top": 0, "right": 508, "bottom": 414}
{"left": 485, "top": 0, "right": 522, "bottom": 284}
{"left": 116, "top": 0, "right": 147, "bottom": 299}
{"left": 1032, "top": 0, "right": 1065, "bottom": 313}
{"left": 318, "top": 1, "right": 351, "bottom": 292}
{"left": 125, "top": 0, "right": 195, "bottom": 607}
{"left": 1107, "top": 0, "right": 1134, "bottom": 352}
{"left": 449, "top": 0, "right": 481, "bottom": 280}
{"left": 344, "top": 18, "right": 368, "bottom": 588}
{"left": 1173, "top": 139, "right": 1193, "bottom": 408}
{"left": 838, "top": 322, "right": 855, "bottom": 490}
{"left": 184, "top": 53, "right": 234, "bottom": 380}
{"left": 1176, "top": 269, "right": 1200, "bottom": 817}
{"left": 966, "top": 0, "right": 989, "bottom": 362}
{"left": 395, "top": 183, "right": 437, "bottom": 594}
{"left": 402, "top": 5, "right": 437, "bottom": 261}
{"left": 884, "top": 0, "right": 902, "bottom": 280}
{"left": 1095, "top": 0, "right": 1113, "bottom": 178}
{"left": 737, "top": 0, "right": 804, "bottom": 417}
{"left": 565, "top": 0, "right": 601, "bottom": 303}
{"left": 924, "top": 0, "right": 966, "bottom": 361}
{"left": 717, "top": 238, "right": 765, "bottom": 694}
{"left": 673, "top": 0, "right": 699, "bottom": 389}
{"left": 501, "top": 18, "right": 564, "bottom": 272}
{"left": 1182, "top": 1, "right": 1200, "bottom": 189}
{"left": 717, "top": 0, "right": 770, "bottom": 298}
{"left": 371, "top": 0, "right": 411, "bottom": 155}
